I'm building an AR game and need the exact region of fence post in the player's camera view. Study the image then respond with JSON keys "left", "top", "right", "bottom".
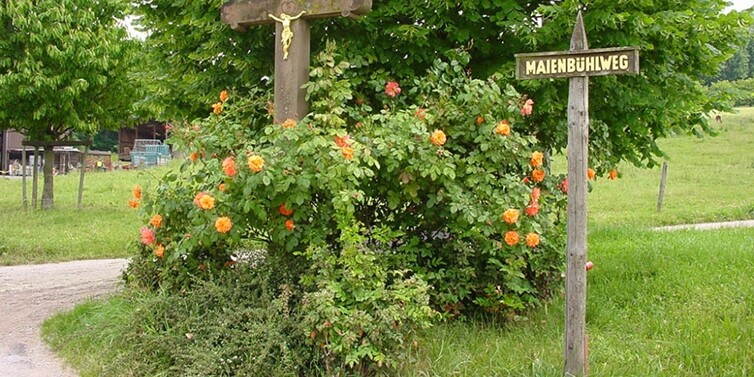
{"left": 657, "top": 161, "right": 668, "bottom": 212}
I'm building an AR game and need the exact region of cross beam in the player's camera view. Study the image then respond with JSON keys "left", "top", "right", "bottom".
{"left": 221, "top": 0, "right": 372, "bottom": 122}
{"left": 515, "top": 11, "right": 639, "bottom": 377}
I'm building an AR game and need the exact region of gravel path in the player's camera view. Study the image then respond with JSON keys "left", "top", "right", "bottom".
{"left": 653, "top": 219, "right": 754, "bottom": 231}
{"left": 0, "top": 259, "right": 129, "bottom": 377}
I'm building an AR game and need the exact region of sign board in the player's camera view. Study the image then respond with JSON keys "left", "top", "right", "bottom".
{"left": 514, "top": 11, "right": 639, "bottom": 376}
{"left": 516, "top": 47, "right": 639, "bottom": 80}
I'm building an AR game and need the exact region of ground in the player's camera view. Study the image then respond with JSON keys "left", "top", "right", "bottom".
{"left": 0, "top": 259, "right": 128, "bottom": 377}
{"left": 1, "top": 221, "right": 753, "bottom": 376}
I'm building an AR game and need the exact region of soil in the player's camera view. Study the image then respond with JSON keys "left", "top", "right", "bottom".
{"left": 0, "top": 259, "right": 129, "bottom": 377}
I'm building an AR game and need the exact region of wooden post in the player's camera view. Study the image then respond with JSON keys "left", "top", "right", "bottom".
{"left": 32, "top": 146, "right": 39, "bottom": 209}
{"left": 21, "top": 147, "right": 27, "bottom": 211}
{"left": 657, "top": 161, "right": 668, "bottom": 212}
{"left": 78, "top": 145, "right": 88, "bottom": 210}
{"left": 515, "top": 11, "right": 639, "bottom": 377}
{"left": 564, "top": 11, "right": 589, "bottom": 376}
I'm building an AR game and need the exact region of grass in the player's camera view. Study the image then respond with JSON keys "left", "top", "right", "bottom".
{"left": 396, "top": 226, "right": 754, "bottom": 376}
{"left": 40, "top": 108, "right": 754, "bottom": 376}
{"left": 41, "top": 296, "right": 136, "bottom": 377}
{"left": 584, "top": 107, "right": 754, "bottom": 226}
{"left": 0, "top": 165, "right": 171, "bottom": 265}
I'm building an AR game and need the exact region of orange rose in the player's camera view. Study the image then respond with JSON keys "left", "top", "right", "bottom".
{"left": 285, "top": 219, "right": 295, "bottom": 231}
{"left": 199, "top": 194, "right": 215, "bottom": 210}
{"left": 525, "top": 203, "right": 539, "bottom": 217}
{"left": 282, "top": 118, "right": 296, "bottom": 129}
{"left": 476, "top": 116, "right": 484, "bottom": 125}
{"left": 531, "top": 169, "right": 545, "bottom": 182}
{"left": 247, "top": 155, "right": 264, "bottom": 172}
{"left": 502, "top": 208, "right": 519, "bottom": 224}
{"left": 279, "top": 203, "right": 294, "bottom": 216}
{"left": 504, "top": 231, "right": 520, "bottom": 246}
{"left": 222, "top": 157, "right": 237, "bottom": 177}
{"left": 212, "top": 102, "right": 223, "bottom": 115}
{"left": 189, "top": 152, "right": 199, "bottom": 163}
{"left": 215, "top": 216, "right": 233, "bottom": 233}
{"left": 149, "top": 214, "right": 163, "bottom": 228}
{"left": 218, "top": 183, "right": 227, "bottom": 192}
{"left": 558, "top": 178, "right": 569, "bottom": 193}
{"left": 587, "top": 168, "right": 596, "bottom": 180}
{"left": 415, "top": 108, "right": 426, "bottom": 120}
{"left": 531, "top": 187, "right": 541, "bottom": 202}
{"left": 341, "top": 146, "right": 354, "bottom": 160}
{"left": 429, "top": 129, "right": 447, "bottom": 146}
{"left": 154, "top": 244, "right": 165, "bottom": 258}
{"left": 140, "top": 227, "right": 155, "bottom": 246}
{"left": 608, "top": 169, "right": 618, "bottom": 180}
{"left": 132, "top": 185, "right": 142, "bottom": 199}
{"left": 530, "top": 151, "right": 544, "bottom": 168}
{"left": 495, "top": 120, "right": 511, "bottom": 136}
{"left": 128, "top": 199, "right": 140, "bottom": 209}
{"left": 334, "top": 135, "right": 352, "bottom": 148}
{"left": 194, "top": 192, "right": 208, "bottom": 207}
{"left": 219, "top": 90, "right": 229, "bottom": 103}
{"left": 521, "top": 99, "right": 534, "bottom": 116}
{"left": 525, "top": 232, "right": 540, "bottom": 248}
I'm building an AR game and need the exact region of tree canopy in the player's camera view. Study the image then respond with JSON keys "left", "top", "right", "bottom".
{"left": 134, "top": 0, "right": 751, "bottom": 168}
{"left": 0, "top": 0, "right": 141, "bottom": 208}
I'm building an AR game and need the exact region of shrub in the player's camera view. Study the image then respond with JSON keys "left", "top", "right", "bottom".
{"left": 125, "top": 43, "right": 568, "bottom": 372}
{"left": 301, "top": 222, "right": 436, "bottom": 373}
{"left": 113, "top": 265, "right": 309, "bottom": 376}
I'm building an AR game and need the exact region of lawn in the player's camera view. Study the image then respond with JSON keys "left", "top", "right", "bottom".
{"left": 36, "top": 108, "right": 754, "bottom": 375}
{"left": 0, "top": 165, "right": 171, "bottom": 265}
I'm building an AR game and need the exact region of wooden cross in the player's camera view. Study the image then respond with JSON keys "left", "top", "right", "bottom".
{"left": 220, "top": 0, "right": 372, "bottom": 122}
{"left": 515, "top": 11, "right": 639, "bottom": 377}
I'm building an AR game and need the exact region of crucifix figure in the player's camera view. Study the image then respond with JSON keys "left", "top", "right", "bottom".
{"left": 268, "top": 11, "right": 305, "bottom": 60}
{"left": 221, "top": 0, "right": 372, "bottom": 122}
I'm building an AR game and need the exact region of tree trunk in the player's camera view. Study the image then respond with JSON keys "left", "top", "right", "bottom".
{"left": 42, "top": 145, "right": 54, "bottom": 209}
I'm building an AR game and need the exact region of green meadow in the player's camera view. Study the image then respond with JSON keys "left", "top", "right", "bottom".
{"left": 0, "top": 165, "right": 169, "bottom": 265}
{"left": 12, "top": 108, "right": 754, "bottom": 375}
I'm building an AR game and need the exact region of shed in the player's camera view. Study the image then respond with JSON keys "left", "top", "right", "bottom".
{"left": 119, "top": 121, "right": 168, "bottom": 161}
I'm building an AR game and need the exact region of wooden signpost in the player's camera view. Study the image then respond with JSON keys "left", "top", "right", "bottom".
{"left": 515, "top": 11, "right": 639, "bottom": 377}
{"left": 220, "top": 0, "right": 372, "bottom": 122}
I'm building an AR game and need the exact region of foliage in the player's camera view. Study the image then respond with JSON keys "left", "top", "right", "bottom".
{"left": 301, "top": 222, "right": 436, "bottom": 373}
{"left": 711, "top": 7, "right": 754, "bottom": 82}
{"left": 51, "top": 265, "right": 313, "bottom": 376}
{"left": 0, "top": 0, "right": 141, "bottom": 208}
{"left": 708, "top": 78, "right": 754, "bottom": 107}
{"left": 715, "top": 46, "right": 751, "bottom": 82}
{"left": 134, "top": 0, "right": 750, "bottom": 170}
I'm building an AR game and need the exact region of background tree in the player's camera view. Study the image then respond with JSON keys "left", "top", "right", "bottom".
{"left": 134, "top": 0, "right": 750, "bottom": 168}
{"left": 0, "top": 0, "right": 140, "bottom": 209}
{"left": 715, "top": 47, "right": 750, "bottom": 81}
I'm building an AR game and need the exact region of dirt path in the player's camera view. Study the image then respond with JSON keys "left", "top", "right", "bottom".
{"left": 0, "top": 259, "right": 129, "bottom": 377}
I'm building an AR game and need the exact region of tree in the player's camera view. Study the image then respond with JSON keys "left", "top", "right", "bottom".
{"left": 0, "top": 0, "right": 139, "bottom": 209}
{"left": 134, "top": 0, "right": 750, "bottom": 168}
{"left": 717, "top": 47, "right": 750, "bottom": 81}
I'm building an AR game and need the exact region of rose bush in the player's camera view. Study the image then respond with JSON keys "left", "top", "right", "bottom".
{"left": 126, "top": 45, "right": 569, "bottom": 371}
